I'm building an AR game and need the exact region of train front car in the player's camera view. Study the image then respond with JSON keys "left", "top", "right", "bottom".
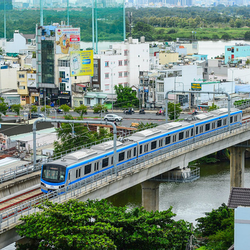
{"left": 41, "top": 163, "right": 66, "bottom": 193}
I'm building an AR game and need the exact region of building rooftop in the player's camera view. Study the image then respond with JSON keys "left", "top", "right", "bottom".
{"left": 228, "top": 187, "right": 250, "bottom": 209}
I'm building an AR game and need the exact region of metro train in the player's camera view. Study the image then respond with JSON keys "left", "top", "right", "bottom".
{"left": 41, "top": 108, "right": 242, "bottom": 193}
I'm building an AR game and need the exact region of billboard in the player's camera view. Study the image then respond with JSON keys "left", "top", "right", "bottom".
{"left": 70, "top": 50, "right": 94, "bottom": 76}
{"left": 55, "top": 28, "right": 80, "bottom": 54}
{"left": 191, "top": 83, "right": 202, "bottom": 91}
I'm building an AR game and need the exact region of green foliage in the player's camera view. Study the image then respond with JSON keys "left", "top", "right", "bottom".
{"left": 0, "top": 97, "right": 8, "bottom": 120}
{"left": 234, "top": 98, "right": 250, "bottom": 107}
{"left": 114, "top": 85, "right": 139, "bottom": 108}
{"left": 208, "top": 103, "right": 219, "bottom": 111}
{"left": 0, "top": 47, "right": 3, "bottom": 55}
{"left": 221, "top": 33, "right": 231, "bottom": 40}
{"left": 11, "top": 104, "right": 23, "bottom": 116}
{"left": 93, "top": 103, "right": 107, "bottom": 113}
{"left": 30, "top": 105, "right": 38, "bottom": 113}
{"left": 53, "top": 117, "right": 112, "bottom": 158}
{"left": 40, "top": 105, "right": 51, "bottom": 115}
{"left": 16, "top": 199, "right": 192, "bottom": 250}
{"left": 137, "top": 122, "right": 158, "bottom": 130}
{"left": 190, "top": 154, "right": 219, "bottom": 165}
{"left": 60, "top": 104, "right": 71, "bottom": 114}
{"left": 74, "top": 104, "right": 87, "bottom": 118}
{"left": 168, "top": 102, "right": 182, "bottom": 120}
{"left": 195, "top": 203, "right": 234, "bottom": 250}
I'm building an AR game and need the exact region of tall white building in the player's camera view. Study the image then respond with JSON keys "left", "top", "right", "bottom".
{"left": 93, "top": 37, "right": 150, "bottom": 94}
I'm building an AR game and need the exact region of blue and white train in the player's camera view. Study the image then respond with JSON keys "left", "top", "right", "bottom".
{"left": 41, "top": 108, "right": 242, "bottom": 193}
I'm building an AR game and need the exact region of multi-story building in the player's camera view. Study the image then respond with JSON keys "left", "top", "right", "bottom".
{"left": 225, "top": 43, "right": 250, "bottom": 65}
{"left": 93, "top": 37, "right": 150, "bottom": 97}
{"left": 0, "top": 0, "right": 12, "bottom": 10}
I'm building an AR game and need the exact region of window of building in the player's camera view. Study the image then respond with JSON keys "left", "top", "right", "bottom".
{"left": 19, "top": 74, "right": 25, "bottom": 78}
{"left": 105, "top": 84, "right": 109, "bottom": 91}
{"left": 87, "top": 98, "right": 90, "bottom": 105}
{"left": 118, "top": 60, "right": 122, "bottom": 66}
{"left": 124, "top": 50, "right": 128, "bottom": 56}
{"left": 124, "top": 71, "right": 128, "bottom": 77}
{"left": 60, "top": 82, "right": 66, "bottom": 91}
{"left": 19, "top": 86, "right": 25, "bottom": 89}
{"left": 105, "top": 61, "right": 109, "bottom": 67}
{"left": 158, "top": 83, "right": 164, "bottom": 92}
{"left": 124, "top": 60, "right": 128, "bottom": 65}
{"left": 124, "top": 82, "right": 129, "bottom": 87}
{"left": 119, "top": 72, "right": 122, "bottom": 78}
{"left": 105, "top": 73, "right": 109, "bottom": 79}
{"left": 59, "top": 71, "right": 65, "bottom": 78}
{"left": 157, "top": 94, "right": 164, "bottom": 102}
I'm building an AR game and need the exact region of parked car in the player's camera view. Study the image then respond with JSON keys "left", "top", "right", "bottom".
{"left": 56, "top": 108, "right": 63, "bottom": 114}
{"left": 104, "top": 114, "right": 123, "bottom": 122}
{"left": 30, "top": 113, "right": 44, "bottom": 119}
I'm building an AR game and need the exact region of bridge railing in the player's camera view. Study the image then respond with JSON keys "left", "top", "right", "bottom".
{"left": 1, "top": 121, "right": 250, "bottom": 230}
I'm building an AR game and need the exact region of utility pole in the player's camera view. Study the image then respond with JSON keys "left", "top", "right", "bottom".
{"left": 128, "top": 12, "right": 132, "bottom": 37}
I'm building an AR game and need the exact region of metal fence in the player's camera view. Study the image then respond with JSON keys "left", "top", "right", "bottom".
{"left": 1, "top": 120, "right": 250, "bottom": 230}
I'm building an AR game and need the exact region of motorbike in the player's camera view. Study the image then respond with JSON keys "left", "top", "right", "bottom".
{"left": 156, "top": 111, "right": 165, "bottom": 116}
{"left": 125, "top": 109, "right": 134, "bottom": 115}
{"left": 139, "top": 109, "right": 145, "bottom": 114}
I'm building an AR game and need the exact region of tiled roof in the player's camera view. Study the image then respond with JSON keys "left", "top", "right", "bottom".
{"left": 228, "top": 244, "right": 234, "bottom": 250}
{"left": 228, "top": 187, "right": 250, "bottom": 208}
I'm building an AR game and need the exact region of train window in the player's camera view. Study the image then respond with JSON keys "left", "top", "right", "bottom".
{"left": 179, "top": 132, "right": 184, "bottom": 140}
{"left": 230, "top": 117, "right": 233, "bottom": 123}
{"left": 165, "top": 136, "right": 170, "bottom": 145}
{"left": 191, "top": 128, "right": 194, "bottom": 136}
{"left": 151, "top": 141, "right": 157, "bottom": 150}
{"left": 140, "top": 145, "right": 142, "bottom": 154}
{"left": 134, "top": 147, "right": 136, "bottom": 156}
{"left": 186, "top": 130, "right": 189, "bottom": 138}
{"left": 159, "top": 139, "right": 163, "bottom": 147}
{"left": 144, "top": 144, "right": 148, "bottom": 152}
{"left": 94, "top": 162, "right": 99, "bottom": 171}
{"left": 76, "top": 169, "right": 78, "bottom": 178}
{"left": 102, "top": 158, "right": 109, "bottom": 168}
{"left": 200, "top": 126, "right": 203, "bottom": 133}
{"left": 173, "top": 135, "right": 176, "bottom": 142}
{"left": 223, "top": 119, "right": 227, "bottom": 125}
{"left": 217, "top": 120, "right": 222, "bottom": 127}
{"left": 196, "top": 127, "right": 199, "bottom": 135}
{"left": 79, "top": 169, "right": 81, "bottom": 178}
{"left": 212, "top": 122, "right": 215, "bottom": 129}
{"left": 127, "top": 150, "right": 131, "bottom": 159}
{"left": 69, "top": 173, "right": 70, "bottom": 180}
{"left": 119, "top": 152, "right": 125, "bottom": 162}
{"left": 205, "top": 124, "right": 210, "bottom": 131}
{"left": 234, "top": 116, "right": 237, "bottom": 122}
{"left": 84, "top": 164, "right": 91, "bottom": 175}
{"left": 111, "top": 157, "right": 113, "bottom": 165}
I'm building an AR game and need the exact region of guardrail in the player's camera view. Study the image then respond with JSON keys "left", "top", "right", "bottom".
{"left": 1, "top": 121, "right": 250, "bottom": 230}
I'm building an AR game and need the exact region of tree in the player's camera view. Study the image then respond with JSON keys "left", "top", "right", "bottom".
{"left": 30, "top": 105, "right": 38, "bottom": 113}
{"left": 16, "top": 199, "right": 192, "bottom": 250}
{"left": 167, "top": 102, "right": 182, "bottom": 120}
{"left": 0, "top": 97, "right": 8, "bottom": 120}
{"left": 74, "top": 104, "right": 87, "bottom": 118}
{"left": 208, "top": 103, "right": 219, "bottom": 111}
{"left": 244, "top": 31, "right": 250, "bottom": 40}
{"left": 195, "top": 203, "right": 234, "bottom": 250}
{"left": 93, "top": 103, "right": 107, "bottom": 114}
{"left": 11, "top": 104, "right": 23, "bottom": 116}
{"left": 40, "top": 105, "right": 51, "bottom": 115}
{"left": 114, "top": 85, "right": 139, "bottom": 109}
{"left": 53, "top": 115, "right": 112, "bottom": 157}
{"left": 221, "top": 33, "right": 231, "bottom": 40}
{"left": 60, "top": 104, "right": 71, "bottom": 115}
{"left": 0, "top": 47, "right": 3, "bottom": 55}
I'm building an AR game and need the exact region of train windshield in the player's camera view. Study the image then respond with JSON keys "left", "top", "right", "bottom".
{"left": 42, "top": 164, "right": 66, "bottom": 183}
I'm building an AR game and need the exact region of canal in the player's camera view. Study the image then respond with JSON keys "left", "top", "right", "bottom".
{"left": 108, "top": 159, "right": 250, "bottom": 225}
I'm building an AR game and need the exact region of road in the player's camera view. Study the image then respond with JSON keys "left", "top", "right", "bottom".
{"left": 4, "top": 110, "right": 191, "bottom": 128}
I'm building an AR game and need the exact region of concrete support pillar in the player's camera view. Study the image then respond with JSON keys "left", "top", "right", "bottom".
{"left": 230, "top": 146, "right": 245, "bottom": 189}
{"left": 141, "top": 180, "right": 160, "bottom": 212}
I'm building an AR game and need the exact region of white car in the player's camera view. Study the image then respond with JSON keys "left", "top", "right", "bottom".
{"left": 104, "top": 114, "right": 123, "bottom": 122}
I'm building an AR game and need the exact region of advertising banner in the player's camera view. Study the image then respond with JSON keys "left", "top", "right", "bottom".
{"left": 70, "top": 50, "right": 94, "bottom": 76}
{"left": 55, "top": 28, "right": 80, "bottom": 54}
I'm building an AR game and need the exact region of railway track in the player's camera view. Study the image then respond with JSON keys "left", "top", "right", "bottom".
{"left": 0, "top": 187, "right": 44, "bottom": 218}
